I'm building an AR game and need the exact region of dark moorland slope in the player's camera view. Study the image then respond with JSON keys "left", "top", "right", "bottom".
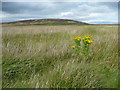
{"left": 2, "top": 19, "right": 89, "bottom": 25}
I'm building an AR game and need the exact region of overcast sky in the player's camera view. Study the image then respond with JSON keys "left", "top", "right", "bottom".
{"left": 1, "top": 2, "right": 118, "bottom": 24}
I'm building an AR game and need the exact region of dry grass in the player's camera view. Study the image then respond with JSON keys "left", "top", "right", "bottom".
{"left": 2, "top": 25, "right": 118, "bottom": 88}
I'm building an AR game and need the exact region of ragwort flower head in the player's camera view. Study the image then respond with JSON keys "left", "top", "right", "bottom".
{"left": 71, "top": 46, "right": 76, "bottom": 49}
{"left": 85, "top": 40, "right": 93, "bottom": 44}
{"left": 84, "top": 35, "right": 92, "bottom": 40}
{"left": 73, "top": 36, "right": 82, "bottom": 41}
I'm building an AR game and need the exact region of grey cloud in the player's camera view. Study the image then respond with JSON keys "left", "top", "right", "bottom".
{"left": 2, "top": 2, "right": 49, "bottom": 14}
{"left": 1, "top": 2, "right": 118, "bottom": 24}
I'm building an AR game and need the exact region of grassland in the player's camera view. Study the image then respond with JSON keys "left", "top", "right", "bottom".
{"left": 2, "top": 22, "right": 87, "bottom": 26}
{"left": 2, "top": 25, "right": 118, "bottom": 88}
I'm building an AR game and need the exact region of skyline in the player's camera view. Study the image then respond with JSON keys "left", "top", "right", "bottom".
{"left": 1, "top": 2, "right": 118, "bottom": 24}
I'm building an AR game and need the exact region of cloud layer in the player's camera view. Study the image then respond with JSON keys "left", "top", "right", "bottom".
{"left": 1, "top": 2, "right": 118, "bottom": 24}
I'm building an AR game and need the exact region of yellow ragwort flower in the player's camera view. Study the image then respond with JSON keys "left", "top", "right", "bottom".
{"left": 84, "top": 35, "right": 92, "bottom": 39}
{"left": 85, "top": 40, "right": 93, "bottom": 44}
{"left": 71, "top": 46, "right": 76, "bottom": 49}
{"left": 73, "top": 36, "right": 81, "bottom": 41}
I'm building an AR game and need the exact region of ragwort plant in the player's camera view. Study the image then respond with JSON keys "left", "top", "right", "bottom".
{"left": 71, "top": 35, "right": 93, "bottom": 60}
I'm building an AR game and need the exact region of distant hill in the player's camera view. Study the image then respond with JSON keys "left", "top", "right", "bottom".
{"left": 2, "top": 19, "right": 89, "bottom": 26}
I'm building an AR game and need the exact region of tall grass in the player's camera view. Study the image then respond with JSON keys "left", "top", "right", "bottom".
{"left": 2, "top": 25, "right": 118, "bottom": 88}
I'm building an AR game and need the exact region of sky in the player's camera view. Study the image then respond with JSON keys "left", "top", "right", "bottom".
{"left": 1, "top": 2, "right": 118, "bottom": 24}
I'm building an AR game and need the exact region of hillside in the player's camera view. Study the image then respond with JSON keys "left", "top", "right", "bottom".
{"left": 2, "top": 19, "right": 89, "bottom": 26}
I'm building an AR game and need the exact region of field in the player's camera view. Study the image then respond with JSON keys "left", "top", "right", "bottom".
{"left": 2, "top": 25, "right": 118, "bottom": 88}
